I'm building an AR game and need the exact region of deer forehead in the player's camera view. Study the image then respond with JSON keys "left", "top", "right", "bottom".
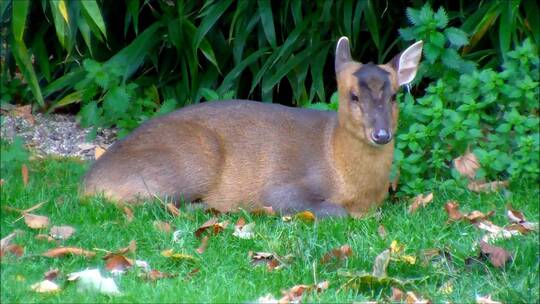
{"left": 338, "top": 63, "right": 397, "bottom": 97}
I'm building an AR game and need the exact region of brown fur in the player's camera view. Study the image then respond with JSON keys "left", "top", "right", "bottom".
{"left": 84, "top": 39, "right": 419, "bottom": 217}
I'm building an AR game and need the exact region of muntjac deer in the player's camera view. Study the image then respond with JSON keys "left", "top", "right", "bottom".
{"left": 84, "top": 37, "right": 423, "bottom": 217}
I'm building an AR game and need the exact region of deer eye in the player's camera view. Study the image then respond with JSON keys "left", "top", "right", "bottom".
{"left": 350, "top": 93, "right": 359, "bottom": 102}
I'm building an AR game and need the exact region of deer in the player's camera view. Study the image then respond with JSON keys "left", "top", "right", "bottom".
{"left": 83, "top": 37, "right": 423, "bottom": 217}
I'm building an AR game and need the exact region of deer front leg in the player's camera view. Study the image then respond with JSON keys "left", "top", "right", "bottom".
{"left": 261, "top": 184, "right": 348, "bottom": 218}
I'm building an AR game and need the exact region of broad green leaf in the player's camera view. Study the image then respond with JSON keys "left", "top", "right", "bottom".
{"left": 193, "top": 0, "right": 233, "bottom": 50}
{"left": 429, "top": 32, "right": 446, "bottom": 49}
{"left": 30, "top": 27, "right": 51, "bottom": 81}
{"left": 218, "top": 47, "right": 269, "bottom": 95}
{"left": 405, "top": 7, "right": 420, "bottom": 26}
{"left": 49, "top": 0, "right": 68, "bottom": 48}
{"left": 52, "top": 90, "right": 85, "bottom": 110}
{"left": 444, "top": 27, "right": 468, "bottom": 47}
{"left": 262, "top": 45, "right": 319, "bottom": 94}
{"left": 524, "top": 0, "right": 540, "bottom": 45}
{"left": 10, "top": 39, "right": 45, "bottom": 107}
{"left": 106, "top": 22, "right": 164, "bottom": 81}
{"left": 365, "top": 0, "right": 380, "bottom": 49}
{"left": 79, "top": 101, "right": 99, "bottom": 127}
{"left": 434, "top": 6, "right": 448, "bottom": 29}
{"left": 80, "top": 0, "right": 107, "bottom": 39}
{"left": 199, "top": 88, "right": 220, "bottom": 101}
{"left": 500, "top": 0, "right": 519, "bottom": 60}
{"left": 12, "top": 0, "right": 30, "bottom": 42}
{"left": 44, "top": 69, "right": 85, "bottom": 96}
{"left": 76, "top": 15, "right": 93, "bottom": 54}
{"left": 104, "top": 86, "right": 130, "bottom": 117}
{"left": 257, "top": 0, "right": 276, "bottom": 49}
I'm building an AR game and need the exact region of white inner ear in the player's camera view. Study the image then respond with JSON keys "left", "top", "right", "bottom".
{"left": 398, "top": 41, "right": 423, "bottom": 86}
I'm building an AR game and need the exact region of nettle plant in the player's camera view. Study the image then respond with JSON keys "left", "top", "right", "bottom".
{"left": 395, "top": 37, "right": 539, "bottom": 195}
{"left": 76, "top": 60, "right": 177, "bottom": 138}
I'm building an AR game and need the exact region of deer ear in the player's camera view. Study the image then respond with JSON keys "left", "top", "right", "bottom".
{"left": 392, "top": 41, "right": 423, "bottom": 86}
{"left": 335, "top": 37, "right": 352, "bottom": 73}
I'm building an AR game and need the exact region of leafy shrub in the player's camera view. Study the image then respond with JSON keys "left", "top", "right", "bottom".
{"left": 395, "top": 34, "right": 539, "bottom": 195}
{"left": 0, "top": 137, "right": 29, "bottom": 175}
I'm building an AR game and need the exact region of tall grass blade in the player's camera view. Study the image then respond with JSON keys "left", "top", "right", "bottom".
{"left": 80, "top": 0, "right": 107, "bottom": 39}
{"left": 10, "top": 39, "right": 45, "bottom": 107}
{"left": 12, "top": 0, "right": 29, "bottom": 42}
{"left": 258, "top": 0, "right": 277, "bottom": 49}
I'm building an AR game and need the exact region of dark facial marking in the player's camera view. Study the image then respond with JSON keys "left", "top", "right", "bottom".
{"left": 353, "top": 63, "right": 391, "bottom": 101}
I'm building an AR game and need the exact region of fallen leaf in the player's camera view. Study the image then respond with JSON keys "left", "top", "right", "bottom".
{"left": 256, "top": 294, "right": 278, "bottom": 303}
{"left": 42, "top": 247, "right": 96, "bottom": 258}
{"left": 1, "top": 231, "right": 21, "bottom": 250}
{"left": 251, "top": 206, "right": 275, "bottom": 216}
{"left": 143, "top": 269, "right": 177, "bottom": 281}
{"left": 476, "top": 294, "right": 502, "bottom": 304}
{"left": 21, "top": 164, "right": 29, "bottom": 186}
{"left": 68, "top": 268, "right": 120, "bottom": 295}
{"left": 505, "top": 206, "right": 539, "bottom": 233}
{"left": 454, "top": 149, "right": 480, "bottom": 179}
{"left": 372, "top": 249, "right": 391, "bottom": 278}
{"left": 408, "top": 192, "right": 434, "bottom": 214}
{"left": 315, "top": 280, "right": 329, "bottom": 292}
{"left": 134, "top": 259, "right": 150, "bottom": 272}
{"left": 476, "top": 221, "right": 519, "bottom": 242}
{"left": 479, "top": 240, "right": 512, "bottom": 268}
{"left": 405, "top": 291, "right": 431, "bottom": 304}
{"left": 281, "top": 216, "right": 292, "bottom": 222}
{"left": 438, "top": 280, "right": 453, "bottom": 294}
{"left": 294, "top": 211, "right": 316, "bottom": 222}
{"left": 399, "top": 255, "right": 417, "bottom": 265}
{"left": 94, "top": 146, "right": 106, "bottom": 160}
{"left": 12, "top": 105, "right": 35, "bottom": 125}
{"left": 105, "top": 255, "right": 134, "bottom": 273}
{"left": 196, "top": 236, "right": 209, "bottom": 254}
{"left": 31, "top": 280, "right": 60, "bottom": 293}
{"left": 0, "top": 179, "right": 3, "bottom": 187}
{"left": 280, "top": 284, "right": 311, "bottom": 303}
{"left": 463, "top": 210, "right": 495, "bottom": 223}
{"left": 1, "top": 244, "right": 24, "bottom": 257}
{"left": 235, "top": 217, "right": 246, "bottom": 229}
{"left": 166, "top": 203, "right": 180, "bottom": 217}
{"left": 391, "top": 287, "right": 405, "bottom": 301}
{"left": 377, "top": 225, "right": 387, "bottom": 239}
{"left": 390, "top": 240, "right": 404, "bottom": 254}
{"left": 123, "top": 206, "right": 134, "bottom": 222}
{"left": 104, "top": 240, "right": 137, "bottom": 258}
{"left": 467, "top": 180, "right": 508, "bottom": 193}
{"left": 161, "top": 249, "right": 198, "bottom": 262}
{"left": 154, "top": 221, "right": 172, "bottom": 233}
{"left": 420, "top": 248, "right": 452, "bottom": 266}
{"left": 49, "top": 225, "right": 75, "bottom": 240}
{"left": 506, "top": 205, "right": 526, "bottom": 223}
{"left": 320, "top": 244, "right": 353, "bottom": 264}
{"left": 233, "top": 222, "right": 256, "bottom": 239}
{"left": 35, "top": 234, "right": 56, "bottom": 242}
{"left": 249, "top": 251, "right": 292, "bottom": 271}
{"left": 194, "top": 218, "right": 228, "bottom": 238}
{"left": 505, "top": 222, "right": 538, "bottom": 234}
{"left": 44, "top": 269, "right": 60, "bottom": 281}
{"left": 23, "top": 213, "right": 49, "bottom": 229}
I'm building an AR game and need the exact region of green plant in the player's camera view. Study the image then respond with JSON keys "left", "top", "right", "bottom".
{"left": 0, "top": 137, "right": 29, "bottom": 175}
{"left": 395, "top": 37, "right": 539, "bottom": 195}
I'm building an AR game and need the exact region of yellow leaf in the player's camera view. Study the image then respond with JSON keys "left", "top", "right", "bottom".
{"left": 95, "top": 146, "right": 106, "bottom": 159}
{"left": 58, "top": 0, "right": 69, "bottom": 23}
{"left": 399, "top": 255, "right": 417, "bottom": 265}
{"left": 161, "top": 249, "right": 197, "bottom": 262}
{"left": 390, "top": 240, "right": 403, "bottom": 254}
{"left": 294, "top": 211, "right": 316, "bottom": 222}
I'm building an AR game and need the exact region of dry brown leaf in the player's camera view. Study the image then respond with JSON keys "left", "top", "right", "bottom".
{"left": 320, "top": 244, "right": 353, "bottom": 264}
{"left": 42, "top": 247, "right": 96, "bottom": 258}
{"left": 44, "top": 269, "right": 60, "bottom": 281}
{"left": 194, "top": 218, "right": 228, "bottom": 238}
{"left": 166, "top": 203, "right": 180, "bottom": 217}
{"left": 49, "top": 225, "right": 76, "bottom": 240}
{"left": 12, "top": 105, "right": 35, "bottom": 125}
{"left": 444, "top": 200, "right": 462, "bottom": 221}
{"left": 35, "top": 234, "right": 56, "bottom": 242}
{"left": 476, "top": 294, "right": 502, "bottom": 304}
{"left": 1, "top": 244, "right": 24, "bottom": 258}
{"left": 21, "top": 164, "right": 29, "bottom": 186}
{"left": 294, "top": 210, "right": 316, "bottom": 222}
{"left": 1, "top": 231, "right": 21, "bottom": 250}
{"left": 391, "top": 287, "right": 405, "bottom": 301}
{"left": 314, "top": 281, "right": 329, "bottom": 292}
{"left": 279, "top": 284, "right": 311, "bottom": 303}
{"left": 479, "top": 240, "right": 512, "bottom": 268}
{"left": 467, "top": 180, "right": 508, "bottom": 193}
{"left": 463, "top": 210, "right": 495, "bottom": 223}
{"left": 196, "top": 236, "right": 210, "bottom": 254}
{"left": 30, "top": 280, "right": 60, "bottom": 293}
{"left": 390, "top": 169, "right": 400, "bottom": 192}
{"left": 405, "top": 291, "right": 431, "bottom": 304}
{"left": 153, "top": 221, "right": 172, "bottom": 233}
{"left": 235, "top": 217, "right": 246, "bottom": 229}
{"left": 505, "top": 206, "right": 539, "bottom": 233}
{"left": 103, "top": 240, "right": 137, "bottom": 259}
{"left": 475, "top": 221, "right": 519, "bottom": 242}
{"left": 23, "top": 213, "right": 49, "bottom": 229}
{"left": 454, "top": 149, "right": 480, "bottom": 179}
{"left": 0, "top": 178, "right": 4, "bottom": 187}
{"left": 94, "top": 146, "right": 106, "bottom": 159}
{"left": 408, "top": 192, "right": 434, "bottom": 214}
{"left": 123, "top": 206, "right": 134, "bottom": 222}
{"left": 233, "top": 222, "right": 255, "bottom": 239}
{"left": 143, "top": 269, "right": 177, "bottom": 281}
{"left": 377, "top": 225, "right": 387, "bottom": 239}
{"left": 251, "top": 206, "right": 276, "bottom": 216}
{"left": 105, "top": 254, "right": 134, "bottom": 272}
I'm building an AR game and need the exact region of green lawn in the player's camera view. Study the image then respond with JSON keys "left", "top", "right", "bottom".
{"left": 1, "top": 158, "right": 538, "bottom": 303}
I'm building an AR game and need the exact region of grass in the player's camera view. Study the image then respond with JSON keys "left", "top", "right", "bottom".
{"left": 1, "top": 157, "right": 539, "bottom": 303}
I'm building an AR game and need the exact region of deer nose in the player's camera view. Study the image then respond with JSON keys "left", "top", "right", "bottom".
{"left": 371, "top": 129, "right": 392, "bottom": 145}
